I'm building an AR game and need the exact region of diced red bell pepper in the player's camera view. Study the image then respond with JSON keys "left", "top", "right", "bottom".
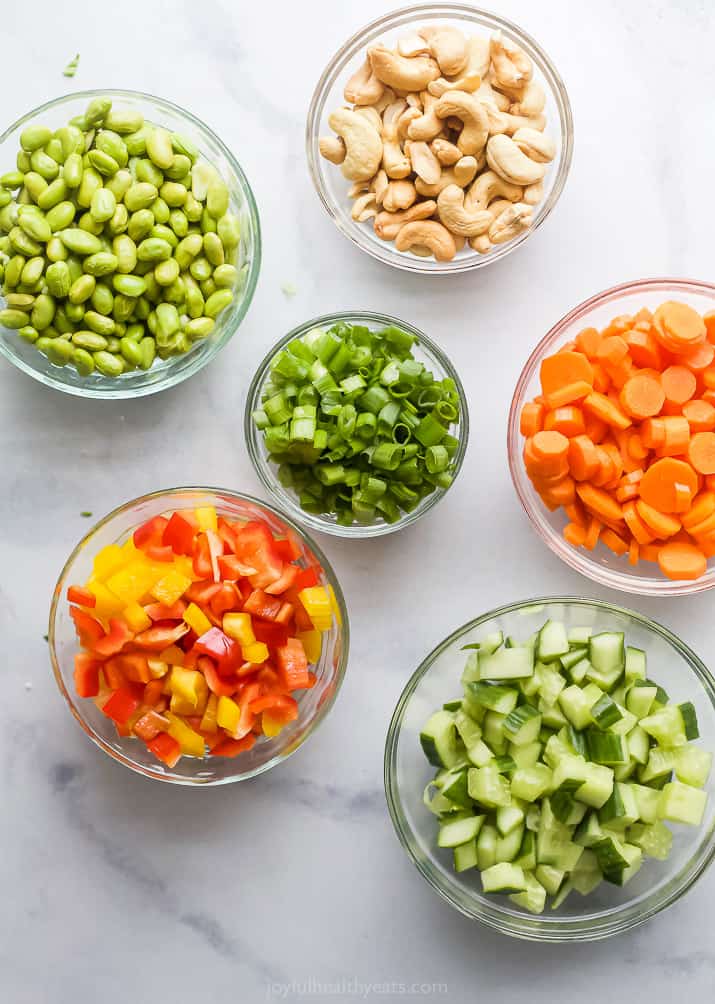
{"left": 185, "top": 580, "right": 221, "bottom": 606}
{"left": 233, "top": 682, "right": 260, "bottom": 739}
{"left": 103, "top": 659, "right": 127, "bottom": 690}
{"left": 143, "top": 679, "right": 165, "bottom": 706}
{"left": 143, "top": 600, "right": 187, "bottom": 622}
{"left": 102, "top": 686, "right": 141, "bottom": 725}
{"left": 133, "top": 621, "right": 189, "bottom": 651}
{"left": 107, "top": 653, "right": 151, "bottom": 684}
{"left": 67, "top": 585, "right": 97, "bottom": 608}
{"left": 276, "top": 638, "right": 310, "bottom": 689}
{"left": 133, "top": 515, "right": 169, "bottom": 551}
{"left": 199, "top": 655, "right": 238, "bottom": 696}
{"left": 212, "top": 734, "right": 256, "bottom": 757}
{"left": 274, "top": 602, "right": 295, "bottom": 627}
{"left": 210, "top": 583, "right": 241, "bottom": 618}
{"left": 193, "top": 627, "right": 242, "bottom": 675}
{"left": 249, "top": 693, "right": 298, "bottom": 716}
{"left": 206, "top": 530, "right": 223, "bottom": 583}
{"left": 146, "top": 732, "right": 181, "bottom": 767}
{"left": 162, "top": 511, "right": 197, "bottom": 556}
{"left": 243, "top": 589, "right": 282, "bottom": 620}
{"left": 273, "top": 531, "right": 302, "bottom": 562}
{"left": 192, "top": 533, "right": 213, "bottom": 580}
{"left": 70, "top": 606, "right": 105, "bottom": 647}
{"left": 94, "top": 618, "right": 134, "bottom": 657}
{"left": 217, "top": 518, "right": 238, "bottom": 554}
{"left": 144, "top": 543, "right": 175, "bottom": 562}
{"left": 252, "top": 620, "right": 289, "bottom": 649}
{"left": 217, "top": 554, "right": 252, "bottom": 581}
{"left": 133, "top": 710, "right": 170, "bottom": 741}
{"left": 256, "top": 666, "right": 281, "bottom": 691}
{"left": 294, "top": 567, "right": 320, "bottom": 591}
{"left": 235, "top": 521, "right": 284, "bottom": 589}
{"left": 264, "top": 563, "right": 299, "bottom": 595}
{"left": 73, "top": 653, "right": 100, "bottom": 697}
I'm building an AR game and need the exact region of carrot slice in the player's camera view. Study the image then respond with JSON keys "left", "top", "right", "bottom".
{"left": 616, "top": 482, "right": 640, "bottom": 503}
{"left": 575, "top": 483, "right": 623, "bottom": 523}
{"left": 565, "top": 500, "right": 587, "bottom": 527}
{"left": 543, "top": 381, "right": 593, "bottom": 410}
{"left": 591, "top": 364, "right": 611, "bottom": 393}
{"left": 597, "top": 335, "right": 629, "bottom": 367}
{"left": 687, "top": 431, "right": 715, "bottom": 474}
{"left": 583, "top": 392, "right": 632, "bottom": 430}
{"left": 658, "top": 416, "right": 691, "bottom": 457}
{"left": 600, "top": 528, "right": 629, "bottom": 555}
{"left": 532, "top": 430, "right": 569, "bottom": 464}
{"left": 520, "top": 401, "right": 544, "bottom": 437}
{"left": 625, "top": 327, "right": 663, "bottom": 369}
{"left": 653, "top": 302, "right": 707, "bottom": 354}
{"left": 583, "top": 517, "right": 602, "bottom": 550}
{"left": 683, "top": 399, "right": 715, "bottom": 433}
{"left": 591, "top": 446, "right": 616, "bottom": 487}
{"left": 639, "top": 457, "right": 698, "bottom": 512}
{"left": 657, "top": 540, "right": 707, "bottom": 581}
{"left": 640, "top": 418, "right": 666, "bottom": 449}
{"left": 635, "top": 500, "right": 681, "bottom": 539}
{"left": 583, "top": 415, "right": 608, "bottom": 444}
{"left": 640, "top": 543, "right": 661, "bottom": 562}
{"left": 681, "top": 491, "right": 715, "bottom": 530}
{"left": 703, "top": 368, "right": 715, "bottom": 391}
{"left": 540, "top": 351, "right": 593, "bottom": 396}
{"left": 686, "top": 510, "right": 715, "bottom": 539}
{"left": 544, "top": 476, "right": 576, "bottom": 506}
{"left": 673, "top": 482, "right": 694, "bottom": 514}
{"left": 623, "top": 502, "right": 657, "bottom": 545}
{"left": 661, "top": 365, "right": 696, "bottom": 408}
{"left": 627, "top": 431, "right": 649, "bottom": 460}
{"left": 564, "top": 522, "right": 587, "bottom": 547}
{"left": 544, "top": 406, "right": 585, "bottom": 438}
{"left": 628, "top": 537, "right": 639, "bottom": 565}
{"left": 575, "top": 326, "right": 601, "bottom": 358}
{"left": 619, "top": 374, "right": 665, "bottom": 420}
{"left": 682, "top": 341, "right": 715, "bottom": 372}
{"left": 704, "top": 311, "right": 715, "bottom": 345}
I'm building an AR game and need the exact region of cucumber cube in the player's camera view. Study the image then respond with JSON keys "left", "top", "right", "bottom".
{"left": 509, "top": 872, "right": 547, "bottom": 914}
{"left": 481, "top": 862, "right": 526, "bottom": 894}
{"left": 674, "top": 746, "right": 713, "bottom": 787}
{"left": 511, "top": 763, "right": 552, "bottom": 802}
{"left": 658, "top": 781, "right": 708, "bottom": 826}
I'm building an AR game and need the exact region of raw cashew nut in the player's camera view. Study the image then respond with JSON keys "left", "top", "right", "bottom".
{"left": 418, "top": 24, "right": 469, "bottom": 77}
{"left": 435, "top": 90, "right": 490, "bottom": 156}
{"left": 427, "top": 73, "right": 482, "bottom": 98}
{"left": 397, "top": 106, "right": 422, "bottom": 140}
{"left": 394, "top": 219, "right": 457, "bottom": 260}
{"left": 475, "top": 77, "right": 509, "bottom": 112}
{"left": 368, "top": 45, "right": 440, "bottom": 91}
{"left": 373, "top": 200, "right": 437, "bottom": 240}
{"left": 374, "top": 87, "right": 396, "bottom": 114}
{"left": 319, "top": 136, "right": 346, "bottom": 165}
{"left": 382, "top": 138, "right": 411, "bottom": 179}
{"left": 510, "top": 80, "right": 546, "bottom": 117}
{"left": 465, "top": 169, "right": 522, "bottom": 211}
{"left": 488, "top": 201, "right": 533, "bottom": 243}
{"left": 351, "top": 192, "right": 377, "bottom": 222}
{"left": 523, "top": 179, "right": 544, "bottom": 205}
{"left": 436, "top": 184, "right": 493, "bottom": 236}
{"left": 431, "top": 137, "right": 462, "bottom": 165}
{"left": 486, "top": 133, "right": 545, "bottom": 185}
{"left": 415, "top": 157, "right": 477, "bottom": 197}
{"left": 428, "top": 34, "right": 489, "bottom": 95}
{"left": 407, "top": 93, "right": 443, "bottom": 142}
{"left": 371, "top": 169, "right": 389, "bottom": 206}
{"left": 348, "top": 180, "right": 370, "bottom": 197}
{"left": 469, "top": 234, "right": 492, "bottom": 254}
{"left": 397, "top": 33, "right": 432, "bottom": 58}
{"left": 382, "top": 98, "right": 408, "bottom": 131}
{"left": 489, "top": 31, "right": 533, "bottom": 90}
{"left": 328, "top": 108, "right": 383, "bottom": 181}
{"left": 344, "top": 60, "right": 386, "bottom": 106}
{"left": 382, "top": 179, "right": 417, "bottom": 212}
{"left": 512, "top": 127, "right": 556, "bottom": 163}
{"left": 408, "top": 141, "right": 441, "bottom": 185}
{"left": 465, "top": 34, "right": 491, "bottom": 77}
{"left": 354, "top": 106, "right": 383, "bottom": 133}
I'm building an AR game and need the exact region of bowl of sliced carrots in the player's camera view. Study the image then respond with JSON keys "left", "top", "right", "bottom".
{"left": 508, "top": 278, "right": 715, "bottom": 596}
{"left": 49, "top": 487, "right": 349, "bottom": 784}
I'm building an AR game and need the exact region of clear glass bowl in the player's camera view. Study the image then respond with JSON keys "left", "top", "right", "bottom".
{"left": 49, "top": 488, "right": 348, "bottom": 784}
{"left": 508, "top": 278, "right": 715, "bottom": 596}
{"left": 306, "top": 3, "right": 573, "bottom": 275}
{"left": 244, "top": 311, "right": 469, "bottom": 537}
{"left": 384, "top": 596, "right": 715, "bottom": 941}
{"left": 0, "top": 89, "right": 261, "bottom": 398}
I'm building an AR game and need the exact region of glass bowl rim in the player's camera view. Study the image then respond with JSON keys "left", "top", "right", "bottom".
{"left": 384, "top": 594, "right": 715, "bottom": 941}
{"left": 0, "top": 88, "right": 262, "bottom": 400}
{"left": 305, "top": 1, "right": 574, "bottom": 276}
{"left": 244, "top": 309, "right": 470, "bottom": 537}
{"left": 48, "top": 485, "right": 349, "bottom": 785}
{"left": 507, "top": 277, "right": 715, "bottom": 596}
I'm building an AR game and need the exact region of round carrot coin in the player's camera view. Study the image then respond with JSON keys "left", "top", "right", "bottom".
{"left": 657, "top": 540, "right": 707, "bottom": 581}
{"left": 619, "top": 374, "right": 665, "bottom": 420}
{"left": 653, "top": 302, "right": 707, "bottom": 354}
{"left": 638, "top": 457, "right": 698, "bottom": 512}
{"left": 661, "top": 365, "right": 696, "bottom": 407}
{"left": 687, "top": 431, "right": 715, "bottom": 474}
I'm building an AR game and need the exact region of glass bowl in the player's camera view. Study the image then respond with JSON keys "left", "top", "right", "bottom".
{"left": 306, "top": 3, "right": 573, "bottom": 275}
{"left": 384, "top": 596, "right": 715, "bottom": 941}
{"left": 508, "top": 278, "right": 715, "bottom": 596}
{"left": 0, "top": 89, "right": 261, "bottom": 398}
{"left": 49, "top": 488, "right": 348, "bottom": 784}
{"left": 244, "top": 311, "right": 469, "bottom": 537}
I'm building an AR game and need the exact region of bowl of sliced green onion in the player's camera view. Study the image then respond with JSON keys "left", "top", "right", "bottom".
{"left": 245, "top": 312, "right": 468, "bottom": 537}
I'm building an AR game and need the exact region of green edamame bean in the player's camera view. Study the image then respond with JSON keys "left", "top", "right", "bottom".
{"left": 200, "top": 207, "right": 217, "bottom": 234}
{"left": 72, "top": 347, "right": 95, "bottom": 375}
{"left": 134, "top": 296, "right": 151, "bottom": 320}
{"left": 45, "top": 235, "right": 68, "bottom": 261}
{"left": 113, "top": 234, "right": 137, "bottom": 273}
{"left": 96, "top": 130, "right": 128, "bottom": 167}
{"left": 136, "top": 236, "right": 172, "bottom": 262}
{"left": 10, "top": 226, "right": 42, "bottom": 256}
{"left": 56, "top": 125, "right": 84, "bottom": 159}
{"left": 5, "top": 293, "right": 35, "bottom": 310}
{"left": 18, "top": 324, "right": 39, "bottom": 343}
{"left": 175, "top": 234, "right": 202, "bottom": 269}
{"left": 91, "top": 283, "right": 114, "bottom": 315}
{"left": 53, "top": 306, "right": 73, "bottom": 333}
{"left": 17, "top": 151, "right": 32, "bottom": 174}
{"left": 21, "top": 256, "right": 44, "bottom": 285}
{"left": 0, "top": 204, "right": 17, "bottom": 232}
{"left": 159, "top": 181, "right": 187, "bottom": 208}
{"left": 149, "top": 197, "right": 169, "bottom": 225}
{"left": 124, "top": 127, "right": 149, "bottom": 156}
{"left": 156, "top": 302, "right": 180, "bottom": 338}
{"left": 4, "top": 256, "right": 25, "bottom": 287}
{"left": 106, "top": 169, "right": 132, "bottom": 202}
{"left": 168, "top": 209, "right": 188, "bottom": 237}
{"left": 124, "top": 182, "right": 157, "bottom": 212}
{"left": 0, "top": 308, "right": 30, "bottom": 328}
{"left": 46, "top": 201, "right": 76, "bottom": 232}
{"left": 139, "top": 335, "right": 156, "bottom": 369}
{"left": 189, "top": 255, "right": 211, "bottom": 281}
{"left": 112, "top": 295, "right": 135, "bottom": 323}
{"left": 183, "top": 274, "right": 204, "bottom": 318}
{"left": 46, "top": 338, "right": 74, "bottom": 366}
{"left": 127, "top": 209, "right": 154, "bottom": 242}
{"left": 107, "top": 203, "right": 129, "bottom": 236}
{"left": 105, "top": 336, "right": 122, "bottom": 353}
{"left": 65, "top": 302, "right": 85, "bottom": 323}
{"left": 134, "top": 259, "right": 153, "bottom": 277}
{"left": 20, "top": 125, "right": 53, "bottom": 152}
{"left": 112, "top": 274, "right": 146, "bottom": 298}
{"left": 146, "top": 310, "right": 157, "bottom": 334}
{"left": 135, "top": 158, "right": 164, "bottom": 188}
{"left": 124, "top": 322, "right": 144, "bottom": 341}
{"left": 204, "top": 289, "right": 233, "bottom": 318}
{"left": 203, "top": 232, "right": 224, "bottom": 267}
{"left": 217, "top": 213, "right": 241, "bottom": 249}
{"left": 90, "top": 187, "right": 116, "bottom": 223}
{"left": 184, "top": 193, "right": 203, "bottom": 222}
{"left": 160, "top": 332, "right": 191, "bottom": 356}
{"left": 105, "top": 107, "right": 144, "bottom": 135}
{"left": 199, "top": 277, "right": 215, "bottom": 299}
{"left": 146, "top": 127, "right": 174, "bottom": 170}
{"left": 206, "top": 181, "right": 229, "bottom": 219}
{"left": 30, "top": 151, "right": 59, "bottom": 180}
{"left": 78, "top": 211, "right": 104, "bottom": 236}
{"left": 24, "top": 171, "right": 48, "bottom": 202}
{"left": 72, "top": 330, "right": 108, "bottom": 351}
{"left": 66, "top": 257, "right": 83, "bottom": 284}
{"left": 31, "top": 293, "right": 56, "bottom": 330}
{"left": 0, "top": 189, "right": 11, "bottom": 208}
{"left": 0, "top": 171, "right": 25, "bottom": 189}
{"left": 60, "top": 228, "right": 103, "bottom": 255}
{"left": 63, "top": 152, "right": 83, "bottom": 189}
{"left": 37, "top": 178, "right": 67, "bottom": 211}
{"left": 18, "top": 212, "right": 51, "bottom": 243}
{"left": 213, "top": 263, "right": 237, "bottom": 288}
{"left": 77, "top": 166, "right": 102, "bottom": 207}
{"left": 154, "top": 257, "right": 179, "bottom": 286}
{"left": 46, "top": 261, "right": 71, "bottom": 298}
{"left": 84, "top": 251, "right": 118, "bottom": 276}
{"left": 165, "top": 154, "right": 191, "bottom": 182}
{"left": 115, "top": 322, "right": 126, "bottom": 336}
{"left": 87, "top": 149, "right": 119, "bottom": 177}
{"left": 164, "top": 277, "right": 185, "bottom": 303}
{"left": 94, "top": 350, "right": 124, "bottom": 376}
{"left": 119, "top": 335, "right": 144, "bottom": 367}
{"left": 68, "top": 274, "right": 96, "bottom": 304}
{"left": 84, "top": 310, "right": 115, "bottom": 335}
{"left": 84, "top": 98, "right": 111, "bottom": 128}
{"left": 171, "top": 133, "right": 199, "bottom": 162}
{"left": 142, "top": 273, "right": 160, "bottom": 302}
{"left": 150, "top": 224, "right": 178, "bottom": 248}
{"left": 184, "top": 316, "right": 215, "bottom": 339}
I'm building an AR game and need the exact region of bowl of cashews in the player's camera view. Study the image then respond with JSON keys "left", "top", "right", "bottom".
{"left": 306, "top": 3, "right": 573, "bottom": 274}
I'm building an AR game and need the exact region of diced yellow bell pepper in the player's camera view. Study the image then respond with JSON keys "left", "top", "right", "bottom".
{"left": 298, "top": 586, "right": 333, "bottom": 632}
{"left": 242, "top": 641, "right": 269, "bottom": 665}
{"left": 170, "top": 667, "right": 204, "bottom": 708}
{"left": 328, "top": 585, "right": 342, "bottom": 627}
{"left": 92, "top": 544, "right": 126, "bottom": 582}
{"left": 200, "top": 693, "right": 219, "bottom": 734}
{"left": 147, "top": 658, "right": 169, "bottom": 679}
{"left": 297, "top": 629, "right": 322, "bottom": 664}
{"left": 262, "top": 711, "right": 287, "bottom": 738}
{"left": 217, "top": 695, "right": 241, "bottom": 735}
{"left": 195, "top": 506, "right": 218, "bottom": 532}
{"left": 150, "top": 569, "right": 192, "bottom": 606}
{"left": 123, "top": 602, "right": 152, "bottom": 633}
{"left": 106, "top": 560, "right": 159, "bottom": 604}
{"left": 86, "top": 579, "right": 124, "bottom": 619}
{"left": 183, "top": 602, "right": 212, "bottom": 637}
{"left": 166, "top": 713, "right": 205, "bottom": 757}
{"left": 173, "top": 555, "right": 197, "bottom": 582}
{"left": 223, "top": 612, "right": 255, "bottom": 646}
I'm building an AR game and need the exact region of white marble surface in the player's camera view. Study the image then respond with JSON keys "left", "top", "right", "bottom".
{"left": 2, "top": 1, "right": 715, "bottom": 1001}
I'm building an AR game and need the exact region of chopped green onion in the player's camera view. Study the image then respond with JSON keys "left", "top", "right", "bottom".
{"left": 426, "top": 445, "right": 449, "bottom": 473}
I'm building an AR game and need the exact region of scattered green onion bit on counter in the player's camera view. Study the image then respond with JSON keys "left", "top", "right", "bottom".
{"left": 80, "top": 510, "right": 93, "bottom": 517}
{"left": 63, "top": 54, "right": 80, "bottom": 78}
{"left": 253, "top": 321, "right": 461, "bottom": 525}
{"left": 420, "top": 620, "right": 712, "bottom": 913}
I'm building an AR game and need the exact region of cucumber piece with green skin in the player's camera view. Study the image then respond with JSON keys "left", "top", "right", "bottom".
{"left": 511, "top": 763, "right": 552, "bottom": 802}
{"left": 535, "top": 864, "right": 566, "bottom": 896}
{"left": 589, "top": 632, "right": 625, "bottom": 678}
{"left": 509, "top": 871, "right": 546, "bottom": 913}
{"left": 626, "top": 724, "right": 650, "bottom": 765}
{"left": 550, "top": 781, "right": 585, "bottom": 823}
{"left": 640, "top": 705, "right": 694, "bottom": 747}
{"left": 551, "top": 878, "right": 574, "bottom": 909}
{"left": 482, "top": 862, "right": 526, "bottom": 894}
{"left": 613, "top": 761, "right": 637, "bottom": 782}
{"left": 574, "top": 811, "right": 605, "bottom": 847}
{"left": 551, "top": 755, "right": 614, "bottom": 808}
{"left": 639, "top": 748, "right": 675, "bottom": 784}
{"left": 464, "top": 682, "right": 519, "bottom": 714}
{"left": 510, "top": 740, "right": 542, "bottom": 769}
{"left": 570, "top": 848, "right": 603, "bottom": 895}
{"left": 453, "top": 838, "right": 478, "bottom": 872}
{"left": 482, "top": 710, "right": 508, "bottom": 754}
{"left": 466, "top": 739, "right": 493, "bottom": 767}
{"left": 658, "top": 781, "right": 708, "bottom": 826}
{"left": 586, "top": 729, "right": 628, "bottom": 766}
{"left": 590, "top": 693, "right": 623, "bottom": 730}
{"left": 420, "top": 710, "right": 459, "bottom": 768}
{"left": 479, "top": 630, "right": 504, "bottom": 655}
{"left": 454, "top": 709, "right": 482, "bottom": 747}
{"left": 461, "top": 651, "right": 480, "bottom": 685}
{"left": 629, "top": 782, "right": 661, "bottom": 823}
{"left": 609, "top": 705, "right": 638, "bottom": 736}
{"left": 598, "top": 782, "right": 639, "bottom": 829}
{"left": 514, "top": 829, "right": 537, "bottom": 870}
{"left": 678, "top": 702, "right": 700, "bottom": 741}
{"left": 537, "top": 620, "right": 570, "bottom": 662}
{"left": 559, "top": 683, "right": 603, "bottom": 730}
{"left": 568, "top": 626, "right": 593, "bottom": 646}
{"left": 539, "top": 699, "right": 569, "bottom": 730}
{"left": 496, "top": 803, "right": 525, "bottom": 836}
{"left": 559, "top": 648, "right": 588, "bottom": 672}
{"left": 566, "top": 656, "right": 591, "bottom": 685}
{"left": 537, "top": 663, "right": 567, "bottom": 706}
{"left": 674, "top": 746, "right": 713, "bottom": 787}
{"left": 496, "top": 825, "right": 524, "bottom": 863}
{"left": 477, "top": 646, "right": 535, "bottom": 681}
{"left": 503, "top": 705, "right": 542, "bottom": 746}
{"left": 626, "top": 685, "right": 657, "bottom": 719}
{"left": 525, "top": 804, "right": 541, "bottom": 832}
{"left": 493, "top": 755, "right": 517, "bottom": 774}
{"left": 437, "top": 813, "right": 485, "bottom": 848}
{"left": 443, "top": 699, "right": 462, "bottom": 711}
{"left": 628, "top": 820, "right": 673, "bottom": 860}
{"left": 476, "top": 823, "right": 498, "bottom": 870}
{"left": 625, "top": 645, "right": 647, "bottom": 682}
{"left": 439, "top": 768, "right": 472, "bottom": 808}
{"left": 640, "top": 677, "right": 669, "bottom": 705}
{"left": 467, "top": 765, "right": 511, "bottom": 808}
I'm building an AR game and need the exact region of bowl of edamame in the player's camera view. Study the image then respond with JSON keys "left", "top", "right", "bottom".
{"left": 0, "top": 89, "right": 261, "bottom": 398}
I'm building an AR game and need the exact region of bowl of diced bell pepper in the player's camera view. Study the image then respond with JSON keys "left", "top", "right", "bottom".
{"left": 49, "top": 487, "right": 349, "bottom": 783}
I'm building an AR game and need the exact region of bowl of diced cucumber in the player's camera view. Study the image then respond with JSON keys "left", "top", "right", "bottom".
{"left": 384, "top": 597, "right": 715, "bottom": 941}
